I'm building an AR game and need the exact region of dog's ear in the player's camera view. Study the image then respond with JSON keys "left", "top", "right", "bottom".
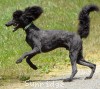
{"left": 13, "top": 10, "right": 23, "bottom": 18}
{"left": 24, "top": 6, "right": 43, "bottom": 21}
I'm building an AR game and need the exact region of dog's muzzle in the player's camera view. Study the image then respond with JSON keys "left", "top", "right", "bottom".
{"left": 5, "top": 20, "right": 13, "bottom": 27}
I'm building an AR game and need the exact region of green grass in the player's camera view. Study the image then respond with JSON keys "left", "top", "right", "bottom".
{"left": 0, "top": 0, "right": 100, "bottom": 82}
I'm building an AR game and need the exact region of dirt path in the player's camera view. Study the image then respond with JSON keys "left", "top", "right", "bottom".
{"left": 1, "top": 65, "right": 100, "bottom": 89}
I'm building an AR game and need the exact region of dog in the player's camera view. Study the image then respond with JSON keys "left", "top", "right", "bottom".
{"left": 5, "top": 5, "right": 99, "bottom": 82}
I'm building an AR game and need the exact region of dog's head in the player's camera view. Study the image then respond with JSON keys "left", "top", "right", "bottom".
{"left": 5, "top": 6, "right": 43, "bottom": 32}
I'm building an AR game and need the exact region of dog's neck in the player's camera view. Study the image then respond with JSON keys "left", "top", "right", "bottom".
{"left": 24, "top": 22, "right": 32, "bottom": 30}
{"left": 24, "top": 23, "right": 40, "bottom": 34}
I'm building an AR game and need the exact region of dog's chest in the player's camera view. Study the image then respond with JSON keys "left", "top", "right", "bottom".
{"left": 25, "top": 35, "right": 35, "bottom": 48}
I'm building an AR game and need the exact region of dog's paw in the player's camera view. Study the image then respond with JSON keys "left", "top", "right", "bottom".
{"left": 63, "top": 78, "right": 73, "bottom": 82}
{"left": 32, "top": 65, "right": 38, "bottom": 70}
{"left": 16, "top": 59, "right": 22, "bottom": 64}
{"left": 85, "top": 76, "right": 92, "bottom": 80}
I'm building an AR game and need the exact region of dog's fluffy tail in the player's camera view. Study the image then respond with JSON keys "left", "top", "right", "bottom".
{"left": 77, "top": 5, "right": 99, "bottom": 38}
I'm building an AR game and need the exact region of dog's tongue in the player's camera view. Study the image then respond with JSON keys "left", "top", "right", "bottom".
{"left": 13, "top": 28, "right": 17, "bottom": 32}
{"left": 13, "top": 25, "right": 19, "bottom": 32}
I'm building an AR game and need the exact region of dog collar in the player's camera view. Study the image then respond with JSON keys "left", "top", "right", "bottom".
{"left": 24, "top": 23, "right": 32, "bottom": 30}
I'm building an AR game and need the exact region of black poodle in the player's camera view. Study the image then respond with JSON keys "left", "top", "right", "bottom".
{"left": 5, "top": 5, "right": 99, "bottom": 82}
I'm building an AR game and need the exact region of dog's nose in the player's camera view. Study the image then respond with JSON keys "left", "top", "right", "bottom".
{"left": 5, "top": 23, "right": 9, "bottom": 26}
{"left": 5, "top": 23, "right": 11, "bottom": 27}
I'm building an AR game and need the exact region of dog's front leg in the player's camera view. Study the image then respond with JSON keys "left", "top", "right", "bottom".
{"left": 16, "top": 47, "right": 40, "bottom": 64}
{"left": 26, "top": 55, "right": 38, "bottom": 70}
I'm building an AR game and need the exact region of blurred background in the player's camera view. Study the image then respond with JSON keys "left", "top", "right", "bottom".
{"left": 0, "top": 0, "right": 100, "bottom": 83}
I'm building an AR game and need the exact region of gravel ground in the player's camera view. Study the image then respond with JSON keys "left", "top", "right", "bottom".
{"left": 1, "top": 65, "right": 100, "bottom": 89}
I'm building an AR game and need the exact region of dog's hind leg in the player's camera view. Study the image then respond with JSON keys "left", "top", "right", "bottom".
{"left": 63, "top": 50, "right": 78, "bottom": 82}
{"left": 26, "top": 55, "right": 38, "bottom": 70}
{"left": 77, "top": 52, "right": 96, "bottom": 79}
{"left": 16, "top": 48, "right": 40, "bottom": 64}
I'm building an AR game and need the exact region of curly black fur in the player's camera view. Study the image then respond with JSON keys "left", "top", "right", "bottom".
{"left": 5, "top": 5, "right": 99, "bottom": 82}
{"left": 78, "top": 5, "right": 99, "bottom": 38}
{"left": 24, "top": 6, "right": 43, "bottom": 21}
{"left": 13, "top": 10, "right": 23, "bottom": 18}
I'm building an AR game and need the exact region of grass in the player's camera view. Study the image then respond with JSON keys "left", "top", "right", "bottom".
{"left": 0, "top": 0, "right": 100, "bottom": 82}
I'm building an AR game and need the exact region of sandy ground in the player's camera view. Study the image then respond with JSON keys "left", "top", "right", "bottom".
{"left": 1, "top": 65, "right": 100, "bottom": 89}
